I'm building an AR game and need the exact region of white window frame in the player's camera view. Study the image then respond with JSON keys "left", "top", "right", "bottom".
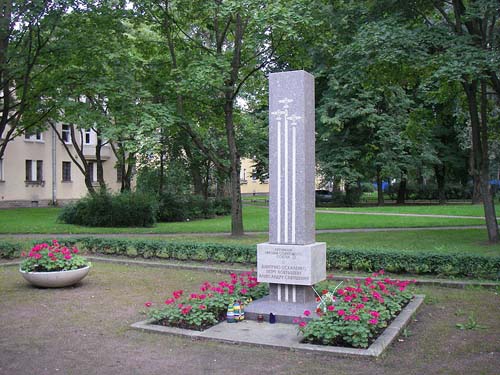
{"left": 84, "top": 129, "right": 92, "bottom": 145}
{"left": 26, "top": 160, "right": 34, "bottom": 181}
{"left": 62, "top": 125, "right": 71, "bottom": 143}
{"left": 25, "top": 160, "right": 43, "bottom": 182}
{"left": 24, "top": 130, "right": 44, "bottom": 142}
{"left": 62, "top": 161, "right": 72, "bottom": 182}
{"left": 88, "top": 162, "right": 97, "bottom": 182}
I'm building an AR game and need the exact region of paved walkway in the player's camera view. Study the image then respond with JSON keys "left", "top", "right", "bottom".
{"left": 248, "top": 204, "right": 490, "bottom": 219}
{"left": 0, "top": 225, "right": 487, "bottom": 239}
{"left": 316, "top": 210, "right": 488, "bottom": 220}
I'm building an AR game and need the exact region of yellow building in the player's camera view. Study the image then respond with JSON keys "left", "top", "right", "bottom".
{"left": 239, "top": 158, "right": 269, "bottom": 195}
{"left": 0, "top": 125, "right": 121, "bottom": 208}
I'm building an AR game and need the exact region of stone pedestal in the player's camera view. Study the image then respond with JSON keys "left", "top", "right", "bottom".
{"left": 257, "top": 242, "right": 326, "bottom": 286}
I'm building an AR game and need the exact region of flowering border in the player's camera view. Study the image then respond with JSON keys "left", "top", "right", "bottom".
{"left": 131, "top": 294, "right": 424, "bottom": 357}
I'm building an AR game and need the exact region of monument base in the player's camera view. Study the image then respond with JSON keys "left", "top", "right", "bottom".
{"left": 245, "top": 295, "right": 318, "bottom": 324}
{"left": 269, "top": 283, "right": 316, "bottom": 304}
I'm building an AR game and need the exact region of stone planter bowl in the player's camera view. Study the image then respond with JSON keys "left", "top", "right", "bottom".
{"left": 20, "top": 265, "right": 91, "bottom": 288}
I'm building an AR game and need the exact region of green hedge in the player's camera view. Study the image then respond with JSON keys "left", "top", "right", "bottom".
{"left": 79, "top": 237, "right": 257, "bottom": 264}
{"left": 0, "top": 242, "right": 22, "bottom": 259}
{"left": 75, "top": 237, "right": 500, "bottom": 280}
{"left": 326, "top": 248, "right": 500, "bottom": 280}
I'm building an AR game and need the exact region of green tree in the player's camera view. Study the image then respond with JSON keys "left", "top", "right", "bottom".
{"left": 394, "top": 0, "right": 500, "bottom": 241}
{"left": 0, "top": 0, "right": 71, "bottom": 160}
{"left": 135, "top": 0, "right": 317, "bottom": 235}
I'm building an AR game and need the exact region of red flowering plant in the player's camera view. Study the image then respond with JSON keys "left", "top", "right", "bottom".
{"left": 295, "top": 271, "right": 415, "bottom": 348}
{"left": 145, "top": 271, "right": 268, "bottom": 331}
{"left": 20, "top": 240, "right": 90, "bottom": 272}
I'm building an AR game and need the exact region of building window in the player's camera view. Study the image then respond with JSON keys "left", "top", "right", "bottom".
{"left": 84, "top": 129, "right": 92, "bottom": 145}
{"left": 62, "top": 125, "right": 71, "bottom": 143}
{"left": 0, "top": 159, "right": 4, "bottom": 181}
{"left": 62, "top": 161, "right": 71, "bottom": 182}
{"left": 25, "top": 160, "right": 43, "bottom": 182}
{"left": 240, "top": 168, "right": 247, "bottom": 183}
{"left": 116, "top": 166, "right": 122, "bottom": 182}
{"left": 24, "top": 130, "right": 43, "bottom": 141}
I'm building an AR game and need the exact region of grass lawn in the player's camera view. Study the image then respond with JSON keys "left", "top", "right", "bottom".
{"left": 0, "top": 206, "right": 487, "bottom": 234}
{"left": 0, "top": 262, "right": 498, "bottom": 374}
{"left": 316, "top": 229, "right": 500, "bottom": 256}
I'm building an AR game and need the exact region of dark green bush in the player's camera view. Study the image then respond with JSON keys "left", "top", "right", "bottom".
{"left": 58, "top": 190, "right": 157, "bottom": 227}
{"left": 112, "top": 191, "right": 158, "bottom": 227}
{"left": 360, "top": 182, "right": 375, "bottom": 193}
{"left": 343, "top": 187, "right": 363, "bottom": 206}
{"left": 76, "top": 237, "right": 500, "bottom": 280}
{"left": 213, "top": 198, "right": 232, "bottom": 216}
{"left": 389, "top": 182, "right": 473, "bottom": 201}
{"left": 0, "top": 242, "right": 22, "bottom": 258}
{"left": 158, "top": 192, "right": 231, "bottom": 222}
{"left": 157, "top": 192, "right": 187, "bottom": 222}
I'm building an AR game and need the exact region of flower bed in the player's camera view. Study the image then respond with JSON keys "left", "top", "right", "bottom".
{"left": 145, "top": 271, "right": 268, "bottom": 331}
{"left": 295, "top": 271, "right": 415, "bottom": 348}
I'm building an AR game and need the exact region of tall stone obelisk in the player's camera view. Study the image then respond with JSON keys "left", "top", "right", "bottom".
{"left": 246, "top": 70, "right": 326, "bottom": 322}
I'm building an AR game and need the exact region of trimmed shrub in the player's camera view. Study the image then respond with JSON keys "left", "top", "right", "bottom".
{"left": 0, "top": 242, "right": 22, "bottom": 259}
{"left": 32, "top": 238, "right": 79, "bottom": 247}
{"left": 76, "top": 237, "right": 500, "bottom": 280}
{"left": 58, "top": 190, "right": 157, "bottom": 227}
{"left": 112, "top": 191, "right": 158, "bottom": 227}
{"left": 325, "top": 248, "right": 500, "bottom": 280}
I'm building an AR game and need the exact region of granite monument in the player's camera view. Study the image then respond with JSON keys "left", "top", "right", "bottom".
{"left": 246, "top": 70, "right": 326, "bottom": 322}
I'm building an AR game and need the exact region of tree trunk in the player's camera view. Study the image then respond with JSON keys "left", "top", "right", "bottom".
{"left": 158, "top": 149, "right": 165, "bottom": 195}
{"left": 84, "top": 163, "right": 96, "bottom": 195}
{"left": 96, "top": 136, "right": 106, "bottom": 190}
{"left": 479, "top": 80, "right": 498, "bottom": 242}
{"left": 122, "top": 151, "right": 134, "bottom": 192}
{"left": 190, "top": 161, "right": 205, "bottom": 197}
{"left": 396, "top": 173, "right": 407, "bottom": 204}
{"left": 202, "top": 160, "right": 211, "bottom": 200}
{"left": 435, "top": 164, "right": 446, "bottom": 204}
{"left": 463, "top": 79, "right": 498, "bottom": 242}
{"left": 470, "top": 149, "right": 482, "bottom": 203}
{"left": 225, "top": 99, "right": 244, "bottom": 236}
{"left": 223, "top": 12, "right": 245, "bottom": 236}
{"left": 376, "top": 166, "right": 384, "bottom": 206}
{"left": 216, "top": 175, "right": 228, "bottom": 199}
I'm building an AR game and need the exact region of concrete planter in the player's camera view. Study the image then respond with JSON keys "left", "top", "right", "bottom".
{"left": 20, "top": 265, "right": 91, "bottom": 288}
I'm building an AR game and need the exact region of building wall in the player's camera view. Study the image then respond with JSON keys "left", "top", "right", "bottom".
{"left": 0, "top": 126, "right": 121, "bottom": 208}
{"left": 239, "top": 158, "right": 269, "bottom": 195}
